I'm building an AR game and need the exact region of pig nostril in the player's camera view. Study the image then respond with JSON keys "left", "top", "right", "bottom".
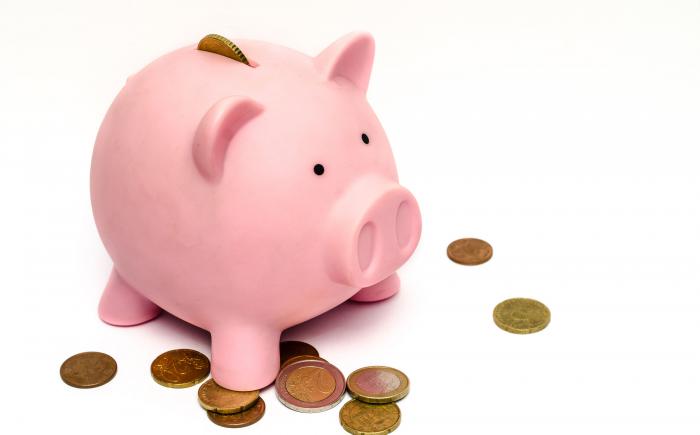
{"left": 395, "top": 201, "right": 413, "bottom": 249}
{"left": 357, "top": 222, "right": 376, "bottom": 272}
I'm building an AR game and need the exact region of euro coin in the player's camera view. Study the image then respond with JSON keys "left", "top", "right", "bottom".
{"left": 198, "top": 378, "right": 259, "bottom": 414}
{"left": 275, "top": 359, "right": 345, "bottom": 412}
{"left": 197, "top": 34, "right": 250, "bottom": 65}
{"left": 150, "top": 349, "right": 210, "bottom": 388}
{"left": 60, "top": 351, "right": 117, "bottom": 388}
{"left": 206, "top": 397, "right": 265, "bottom": 428}
{"left": 493, "top": 298, "right": 551, "bottom": 334}
{"left": 347, "top": 366, "right": 409, "bottom": 404}
{"left": 340, "top": 399, "right": 401, "bottom": 435}
{"left": 447, "top": 238, "right": 493, "bottom": 265}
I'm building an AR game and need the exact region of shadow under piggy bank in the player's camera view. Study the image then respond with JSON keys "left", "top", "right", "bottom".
{"left": 146, "top": 295, "right": 401, "bottom": 376}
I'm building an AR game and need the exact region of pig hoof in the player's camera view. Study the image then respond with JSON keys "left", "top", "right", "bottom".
{"left": 351, "top": 273, "right": 400, "bottom": 302}
{"left": 210, "top": 327, "right": 281, "bottom": 390}
{"left": 98, "top": 269, "right": 161, "bottom": 326}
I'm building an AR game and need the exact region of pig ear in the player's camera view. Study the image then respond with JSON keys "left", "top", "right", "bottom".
{"left": 192, "top": 96, "right": 264, "bottom": 182}
{"left": 314, "top": 32, "right": 375, "bottom": 93}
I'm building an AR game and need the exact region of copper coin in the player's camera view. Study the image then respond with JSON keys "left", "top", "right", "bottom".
{"left": 279, "top": 340, "right": 319, "bottom": 367}
{"left": 198, "top": 378, "right": 260, "bottom": 414}
{"left": 60, "top": 352, "right": 117, "bottom": 388}
{"left": 280, "top": 355, "right": 327, "bottom": 370}
{"left": 493, "top": 298, "right": 551, "bottom": 334}
{"left": 447, "top": 238, "right": 493, "bottom": 265}
{"left": 347, "top": 366, "right": 409, "bottom": 404}
{"left": 206, "top": 397, "right": 266, "bottom": 428}
{"left": 339, "top": 399, "right": 401, "bottom": 435}
{"left": 275, "top": 359, "right": 345, "bottom": 412}
{"left": 150, "top": 349, "right": 210, "bottom": 388}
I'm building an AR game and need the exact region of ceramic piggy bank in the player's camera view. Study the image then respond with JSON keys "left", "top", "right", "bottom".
{"left": 90, "top": 32, "right": 421, "bottom": 390}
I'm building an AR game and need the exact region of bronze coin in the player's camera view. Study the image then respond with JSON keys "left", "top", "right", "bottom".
{"left": 280, "top": 355, "right": 327, "bottom": 370}
{"left": 150, "top": 349, "right": 210, "bottom": 388}
{"left": 339, "top": 399, "right": 401, "bottom": 435}
{"left": 197, "top": 34, "right": 250, "bottom": 65}
{"left": 493, "top": 298, "right": 551, "bottom": 334}
{"left": 275, "top": 359, "right": 345, "bottom": 413}
{"left": 60, "top": 351, "right": 117, "bottom": 388}
{"left": 206, "top": 397, "right": 266, "bottom": 428}
{"left": 447, "top": 238, "right": 493, "bottom": 265}
{"left": 347, "top": 366, "right": 409, "bottom": 404}
{"left": 198, "top": 378, "right": 260, "bottom": 414}
{"left": 279, "top": 340, "right": 319, "bottom": 367}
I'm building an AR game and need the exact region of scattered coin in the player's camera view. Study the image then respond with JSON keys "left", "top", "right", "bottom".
{"left": 281, "top": 355, "right": 327, "bottom": 370}
{"left": 150, "top": 349, "right": 210, "bottom": 388}
{"left": 276, "top": 359, "right": 346, "bottom": 412}
{"left": 493, "top": 298, "right": 551, "bottom": 334}
{"left": 197, "top": 34, "right": 250, "bottom": 65}
{"left": 447, "top": 238, "right": 493, "bottom": 265}
{"left": 206, "top": 397, "right": 266, "bottom": 428}
{"left": 279, "top": 340, "right": 319, "bottom": 367}
{"left": 347, "top": 366, "right": 409, "bottom": 404}
{"left": 198, "top": 378, "right": 260, "bottom": 414}
{"left": 60, "top": 351, "right": 117, "bottom": 388}
{"left": 340, "top": 399, "right": 401, "bottom": 435}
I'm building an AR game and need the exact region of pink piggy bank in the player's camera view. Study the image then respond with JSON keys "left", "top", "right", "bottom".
{"left": 90, "top": 32, "right": 421, "bottom": 390}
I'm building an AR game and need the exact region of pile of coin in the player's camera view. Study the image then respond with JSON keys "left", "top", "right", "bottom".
{"left": 148, "top": 348, "right": 266, "bottom": 428}
{"left": 60, "top": 235, "right": 552, "bottom": 433}
{"left": 274, "top": 341, "right": 408, "bottom": 434}
{"left": 275, "top": 341, "right": 345, "bottom": 412}
{"left": 340, "top": 366, "right": 409, "bottom": 434}
{"left": 198, "top": 379, "right": 264, "bottom": 428}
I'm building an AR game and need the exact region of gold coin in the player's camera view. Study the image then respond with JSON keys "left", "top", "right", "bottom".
{"left": 347, "top": 366, "right": 409, "bottom": 404}
{"left": 197, "top": 34, "right": 250, "bottom": 65}
{"left": 447, "top": 238, "right": 493, "bottom": 265}
{"left": 279, "top": 340, "right": 319, "bottom": 367}
{"left": 60, "top": 352, "right": 117, "bottom": 388}
{"left": 206, "top": 397, "right": 265, "bottom": 428}
{"left": 150, "top": 349, "right": 210, "bottom": 388}
{"left": 280, "top": 355, "right": 327, "bottom": 370}
{"left": 493, "top": 298, "right": 551, "bottom": 334}
{"left": 198, "top": 378, "right": 260, "bottom": 414}
{"left": 339, "top": 400, "right": 401, "bottom": 435}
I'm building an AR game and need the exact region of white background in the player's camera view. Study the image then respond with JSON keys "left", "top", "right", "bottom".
{"left": 1, "top": 0, "right": 698, "bottom": 433}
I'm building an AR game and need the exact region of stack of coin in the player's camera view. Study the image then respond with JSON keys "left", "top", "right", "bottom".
{"left": 198, "top": 379, "right": 264, "bottom": 428}
{"left": 340, "top": 366, "right": 409, "bottom": 434}
{"left": 149, "top": 348, "right": 266, "bottom": 427}
{"left": 276, "top": 341, "right": 346, "bottom": 413}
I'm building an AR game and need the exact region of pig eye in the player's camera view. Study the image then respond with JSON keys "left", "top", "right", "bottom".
{"left": 313, "top": 164, "right": 325, "bottom": 176}
{"left": 361, "top": 133, "right": 370, "bottom": 144}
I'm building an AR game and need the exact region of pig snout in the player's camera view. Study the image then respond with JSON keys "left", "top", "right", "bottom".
{"left": 325, "top": 175, "right": 421, "bottom": 288}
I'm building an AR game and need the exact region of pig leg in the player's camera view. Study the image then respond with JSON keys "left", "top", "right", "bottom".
{"left": 210, "top": 326, "right": 281, "bottom": 391}
{"left": 351, "top": 272, "right": 400, "bottom": 302}
{"left": 98, "top": 268, "right": 161, "bottom": 326}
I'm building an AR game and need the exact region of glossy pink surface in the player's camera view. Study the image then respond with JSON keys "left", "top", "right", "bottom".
{"left": 90, "top": 33, "right": 421, "bottom": 390}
